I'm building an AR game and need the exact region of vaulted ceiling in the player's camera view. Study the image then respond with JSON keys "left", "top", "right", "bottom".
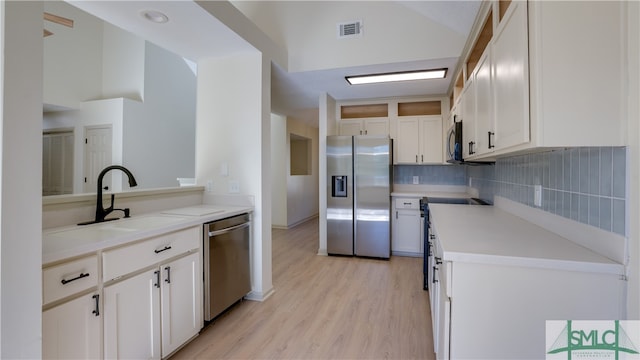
{"left": 67, "top": 1, "right": 482, "bottom": 123}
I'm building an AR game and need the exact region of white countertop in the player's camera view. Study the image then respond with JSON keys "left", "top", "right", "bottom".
{"left": 43, "top": 205, "right": 253, "bottom": 265}
{"left": 429, "top": 204, "right": 624, "bottom": 275}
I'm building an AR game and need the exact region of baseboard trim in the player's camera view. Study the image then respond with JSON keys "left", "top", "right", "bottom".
{"left": 272, "top": 214, "right": 319, "bottom": 230}
{"left": 245, "top": 287, "right": 276, "bottom": 302}
{"left": 392, "top": 251, "right": 423, "bottom": 258}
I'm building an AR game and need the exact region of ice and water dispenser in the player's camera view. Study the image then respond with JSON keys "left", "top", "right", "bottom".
{"left": 331, "top": 175, "right": 347, "bottom": 197}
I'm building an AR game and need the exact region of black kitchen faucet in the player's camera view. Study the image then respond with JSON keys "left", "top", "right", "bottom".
{"left": 78, "top": 165, "right": 138, "bottom": 225}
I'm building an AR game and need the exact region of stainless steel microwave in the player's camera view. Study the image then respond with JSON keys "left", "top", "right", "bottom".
{"left": 446, "top": 120, "right": 463, "bottom": 164}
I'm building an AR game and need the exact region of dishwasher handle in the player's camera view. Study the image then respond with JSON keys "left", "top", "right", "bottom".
{"left": 208, "top": 222, "right": 250, "bottom": 237}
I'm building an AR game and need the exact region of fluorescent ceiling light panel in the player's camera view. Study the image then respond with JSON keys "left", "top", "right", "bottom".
{"left": 346, "top": 68, "right": 447, "bottom": 85}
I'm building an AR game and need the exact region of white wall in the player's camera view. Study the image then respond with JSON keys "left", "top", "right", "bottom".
{"left": 43, "top": 0, "right": 103, "bottom": 108}
{"left": 1, "top": 1, "right": 43, "bottom": 357}
{"left": 123, "top": 42, "right": 196, "bottom": 190}
{"left": 318, "top": 93, "right": 336, "bottom": 255}
{"left": 231, "top": 1, "right": 465, "bottom": 72}
{"left": 196, "top": 52, "right": 273, "bottom": 300}
{"left": 270, "top": 113, "right": 287, "bottom": 227}
{"left": 101, "top": 22, "right": 145, "bottom": 101}
{"left": 286, "top": 117, "right": 319, "bottom": 227}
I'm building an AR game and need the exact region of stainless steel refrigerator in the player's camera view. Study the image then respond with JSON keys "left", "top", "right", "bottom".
{"left": 327, "top": 135, "right": 392, "bottom": 258}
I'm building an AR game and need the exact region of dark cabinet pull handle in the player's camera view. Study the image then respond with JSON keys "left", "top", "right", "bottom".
{"left": 468, "top": 141, "right": 475, "bottom": 155}
{"left": 429, "top": 234, "right": 436, "bottom": 240}
{"left": 92, "top": 294, "right": 100, "bottom": 316}
{"left": 154, "top": 246, "right": 172, "bottom": 254}
{"left": 61, "top": 272, "right": 89, "bottom": 285}
{"left": 415, "top": 155, "right": 418, "bottom": 163}
{"left": 164, "top": 266, "right": 171, "bottom": 284}
{"left": 154, "top": 270, "right": 160, "bottom": 288}
{"left": 488, "top": 131, "right": 495, "bottom": 149}
{"left": 421, "top": 155, "right": 424, "bottom": 162}
{"left": 435, "top": 256, "right": 443, "bottom": 265}
{"left": 433, "top": 266, "right": 439, "bottom": 284}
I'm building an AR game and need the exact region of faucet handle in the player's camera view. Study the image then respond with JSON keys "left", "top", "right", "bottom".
{"left": 103, "top": 186, "right": 109, "bottom": 191}
{"left": 124, "top": 208, "right": 130, "bottom": 218}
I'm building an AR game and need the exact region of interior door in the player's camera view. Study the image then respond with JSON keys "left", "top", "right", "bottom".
{"left": 42, "top": 130, "right": 74, "bottom": 195}
{"left": 84, "top": 126, "right": 112, "bottom": 193}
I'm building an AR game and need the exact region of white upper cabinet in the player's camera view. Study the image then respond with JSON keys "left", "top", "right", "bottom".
{"left": 396, "top": 117, "right": 421, "bottom": 163}
{"left": 451, "top": 0, "right": 625, "bottom": 160}
{"left": 338, "top": 103, "right": 390, "bottom": 136}
{"left": 491, "top": 0, "right": 529, "bottom": 152}
{"left": 474, "top": 48, "right": 495, "bottom": 155}
{"left": 527, "top": 0, "right": 625, "bottom": 147}
{"left": 396, "top": 116, "right": 443, "bottom": 164}
{"left": 461, "top": 80, "right": 477, "bottom": 158}
{"left": 339, "top": 117, "right": 389, "bottom": 136}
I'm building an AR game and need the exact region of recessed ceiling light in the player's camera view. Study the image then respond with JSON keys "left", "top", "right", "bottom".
{"left": 346, "top": 68, "right": 448, "bottom": 85}
{"left": 141, "top": 10, "right": 169, "bottom": 24}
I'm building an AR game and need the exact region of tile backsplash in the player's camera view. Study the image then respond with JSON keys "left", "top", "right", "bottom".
{"left": 468, "top": 147, "right": 627, "bottom": 236}
{"left": 394, "top": 165, "right": 467, "bottom": 185}
{"left": 395, "top": 147, "right": 627, "bottom": 236}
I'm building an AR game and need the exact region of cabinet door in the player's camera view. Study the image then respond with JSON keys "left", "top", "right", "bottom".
{"left": 421, "top": 116, "right": 443, "bottom": 163}
{"left": 474, "top": 49, "right": 494, "bottom": 155}
{"left": 104, "top": 269, "right": 161, "bottom": 360}
{"left": 339, "top": 120, "right": 363, "bottom": 136}
{"left": 392, "top": 209, "right": 421, "bottom": 254}
{"left": 461, "top": 80, "right": 476, "bottom": 158}
{"left": 396, "top": 117, "right": 420, "bottom": 164}
{"left": 43, "top": 293, "right": 101, "bottom": 359}
{"left": 436, "top": 280, "right": 451, "bottom": 360}
{"left": 492, "top": 1, "right": 529, "bottom": 150}
{"left": 363, "top": 118, "right": 389, "bottom": 136}
{"left": 161, "top": 252, "right": 202, "bottom": 356}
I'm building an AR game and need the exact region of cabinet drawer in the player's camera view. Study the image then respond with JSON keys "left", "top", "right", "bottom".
{"left": 43, "top": 256, "right": 98, "bottom": 305}
{"left": 103, "top": 226, "right": 199, "bottom": 282}
{"left": 394, "top": 198, "right": 420, "bottom": 209}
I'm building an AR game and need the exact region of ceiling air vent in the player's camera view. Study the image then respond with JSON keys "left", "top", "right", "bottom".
{"left": 337, "top": 20, "right": 362, "bottom": 39}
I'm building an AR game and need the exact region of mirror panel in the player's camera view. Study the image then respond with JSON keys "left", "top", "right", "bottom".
{"left": 43, "top": 0, "right": 196, "bottom": 196}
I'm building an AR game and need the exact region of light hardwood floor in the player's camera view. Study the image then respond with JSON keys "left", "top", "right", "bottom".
{"left": 172, "top": 217, "right": 434, "bottom": 359}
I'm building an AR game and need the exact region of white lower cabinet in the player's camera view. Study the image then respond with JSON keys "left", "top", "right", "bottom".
{"left": 391, "top": 197, "right": 422, "bottom": 256}
{"left": 43, "top": 293, "right": 102, "bottom": 359}
{"left": 430, "top": 229, "right": 624, "bottom": 359}
{"left": 44, "top": 225, "right": 203, "bottom": 359}
{"left": 161, "top": 252, "right": 202, "bottom": 356}
{"left": 104, "top": 251, "right": 201, "bottom": 359}
{"left": 104, "top": 268, "right": 161, "bottom": 359}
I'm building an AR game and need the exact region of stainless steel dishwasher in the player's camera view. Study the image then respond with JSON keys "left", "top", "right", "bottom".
{"left": 203, "top": 213, "right": 251, "bottom": 321}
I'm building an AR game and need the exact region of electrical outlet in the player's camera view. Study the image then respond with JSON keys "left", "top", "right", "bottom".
{"left": 229, "top": 180, "right": 240, "bottom": 193}
{"left": 412, "top": 176, "right": 419, "bottom": 185}
{"left": 534, "top": 185, "right": 542, "bottom": 207}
